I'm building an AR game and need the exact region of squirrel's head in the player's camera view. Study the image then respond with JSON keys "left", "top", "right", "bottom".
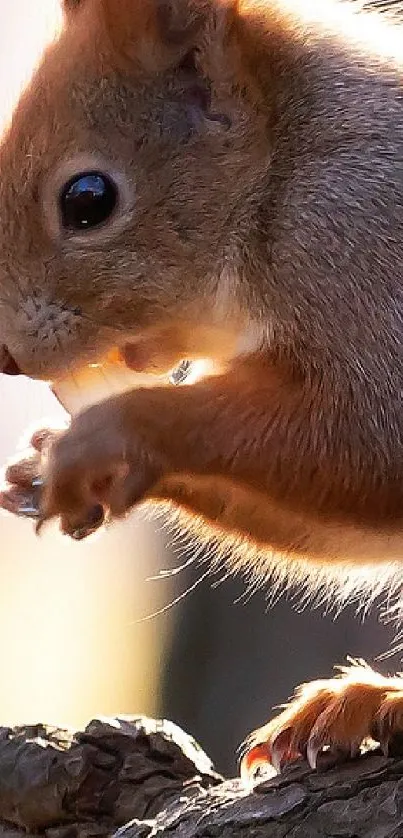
{"left": 0, "top": 0, "right": 267, "bottom": 379}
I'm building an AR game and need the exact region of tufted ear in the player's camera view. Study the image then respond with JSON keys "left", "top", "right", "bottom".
{"left": 100, "top": 0, "right": 221, "bottom": 72}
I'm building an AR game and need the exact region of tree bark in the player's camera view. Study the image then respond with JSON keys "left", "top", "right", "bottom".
{"left": 0, "top": 718, "right": 401, "bottom": 838}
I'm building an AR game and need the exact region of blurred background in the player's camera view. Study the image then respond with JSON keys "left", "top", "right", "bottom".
{"left": 0, "top": 0, "right": 399, "bottom": 779}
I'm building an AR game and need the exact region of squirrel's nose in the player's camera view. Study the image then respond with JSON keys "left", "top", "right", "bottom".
{"left": 0, "top": 346, "right": 22, "bottom": 375}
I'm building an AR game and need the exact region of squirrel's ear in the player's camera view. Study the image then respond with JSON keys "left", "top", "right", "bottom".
{"left": 100, "top": 0, "right": 223, "bottom": 72}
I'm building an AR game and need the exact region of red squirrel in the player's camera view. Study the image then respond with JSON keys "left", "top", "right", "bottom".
{"left": 2, "top": 0, "right": 403, "bottom": 775}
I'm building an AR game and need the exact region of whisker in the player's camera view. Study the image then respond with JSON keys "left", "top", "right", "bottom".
{"left": 133, "top": 564, "right": 211, "bottom": 623}
{"left": 147, "top": 552, "right": 196, "bottom": 580}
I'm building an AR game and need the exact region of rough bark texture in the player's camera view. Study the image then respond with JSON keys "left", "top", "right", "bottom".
{"left": 0, "top": 718, "right": 402, "bottom": 838}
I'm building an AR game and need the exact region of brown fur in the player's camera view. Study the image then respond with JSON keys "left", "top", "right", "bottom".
{"left": 3, "top": 0, "right": 403, "bottom": 770}
{"left": 2, "top": 0, "right": 403, "bottom": 558}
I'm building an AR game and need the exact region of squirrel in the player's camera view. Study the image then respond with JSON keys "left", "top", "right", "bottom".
{"left": 1, "top": 0, "right": 403, "bottom": 776}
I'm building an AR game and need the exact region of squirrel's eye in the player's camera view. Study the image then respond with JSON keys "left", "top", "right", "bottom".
{"left": 60, "top": 172, "right": 118, "bottom": 230}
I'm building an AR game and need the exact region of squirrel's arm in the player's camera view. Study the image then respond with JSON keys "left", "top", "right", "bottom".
{"left": 34, "top": 355, "right": 403, "bottom": 566}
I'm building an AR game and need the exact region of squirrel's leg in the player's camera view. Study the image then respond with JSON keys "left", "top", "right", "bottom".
{"left": 240, "top": 661, "right": 403, "bottom": 777}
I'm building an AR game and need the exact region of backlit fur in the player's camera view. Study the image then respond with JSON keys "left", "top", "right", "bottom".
{"left": 2, "top": 0, "right": 403, "bottom": 596}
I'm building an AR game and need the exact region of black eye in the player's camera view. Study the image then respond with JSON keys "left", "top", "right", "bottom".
{"left": 60, "top": 171, "right": 118, "bottom": 231}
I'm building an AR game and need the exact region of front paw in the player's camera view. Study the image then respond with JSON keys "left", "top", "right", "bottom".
{"left": 0, "top": 427, "right": 61, "bottom": 520}
{"left": 240, "top": 660, "right": 403, "bottom": 780}
{"left": 38, "top": 394, "right": 165, "bottom": 537}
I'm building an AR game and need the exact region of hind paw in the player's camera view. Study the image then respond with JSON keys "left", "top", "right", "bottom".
{"left": 241, "top": 659, "right": 403, "bottom": 779}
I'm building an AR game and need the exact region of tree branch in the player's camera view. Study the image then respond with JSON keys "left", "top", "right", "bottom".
{"left": 0, "top": 718, "right": 400, "bottom": 838}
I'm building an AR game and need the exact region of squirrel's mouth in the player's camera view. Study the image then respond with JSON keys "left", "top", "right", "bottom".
{"left": 0, "top": 346, "right": 22, "bottom": 376}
